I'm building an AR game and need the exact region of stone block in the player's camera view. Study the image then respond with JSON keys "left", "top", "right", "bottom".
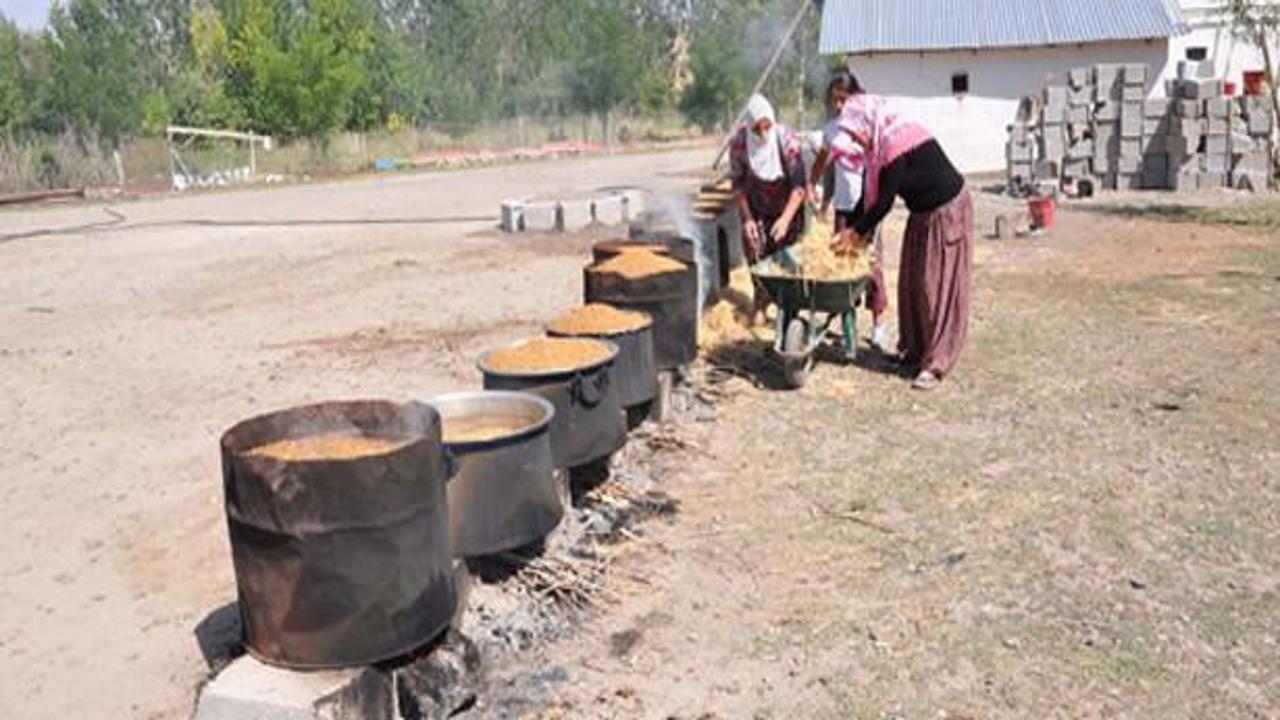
{"left": 1205, "top": 134, "right": 1229, "bottom": 157}
{"left": 1233, "top": 151, "right": 1271, "bottom": 175}
{"left": 1233, "top": 170, "right": 1270, "bottom": 192}
{"left": 1062, "top": 158, "right": 1092, "bottom": 179}
{"left": 1093, "top": 152, "right": 1113, "bottom": 174}
{"left": 1040, "top": 133, "right": 1066, "bottom": 161}
{"left": 1041, "top": 104, "right": 1067, "bottom": 124}
{"left": 1248, "top": 111, "right": 1274, "bottom": 136}
{"left": 1068, "top": 67, "right": 1092, "bottom": 89}
{"left": 1120, "top": 137, "right": 1142, "bottom": 158}
{"left": 1066, "top": 105, "right": 1090, "bottom": 124}
{"left": 1120, "top": 105, "right": 1144, "bottom": 137}
{"left": 1206, "top": 115, "right": 1231, "bottom": 136}
{"left": 1069, "top": 84, "right": 1095, "bottom": 107}
{"left": 1123, "top": 63, "right": 1148, "bottom": 85}
{"left": 1122, "top": 84, "right": 1146, "bottom": 102}
{"left": 193, "top": 656, "right": 394, "bottom": 720}
{"left": 1206, "top": 97, "right": 1231, "bottom": 119}
{"left": 1144, "top": 99, "right": 1172, "bottom": 118}
{"left": 1067, "top": 139, "right": 1095, "bottom": 160}
{"left": 1168, "top": 169, "right": 1198, "bottom": 191}
{"left": 1173, "top": 99, "right": 1203, "bottom": 118}
{"left": 1007, "top": 140, "right": 1035, "bottom": 162}
{"left": 1204, "top": 152, "right": 1229, "bottom": 174}
{"left": 1035, "top": 159, "right": 1060, "bottom": 179}
{"left": 592, "top": 194, "right": 625, "bottom": 226}
{"left": 1008, "top": 123, "right": 1032, "bottom": 143}
{"left": 1095, "top": 101, "right": 1120, "bottom": 121}
{"left": 522, "top": 201, "right": 561, "bottom": 233}
{"left": 1198, "top": 171, "right": 1228, "bottom": 189}
{"left": 1094, "top": 63, "right": 1122, "bottom": 87}
{"left": 559, "top": 199, "right": 593, "bottom": 231}
{"left": 1176, "top": 79, "right": 1224, "bottom": 100}
{"left": 1118, "top": 156, "right": 1142, "bottom": 173}
{"left": 500, "top": 200, "right": 525, "bottom": 233}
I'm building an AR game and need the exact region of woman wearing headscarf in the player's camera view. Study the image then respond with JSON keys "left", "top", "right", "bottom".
{"left": 808, "top": 71, "right": 890, "bottom": 352}
{"left": 729, "top": 94, "right": 807, "bottom": 322}
{"left": 834, "top": 87, "right": 973, "bottom": 391}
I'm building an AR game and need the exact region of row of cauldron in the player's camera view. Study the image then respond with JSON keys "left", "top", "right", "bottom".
{"left": 219, "top": 233, "right": 700, "bottom": 670}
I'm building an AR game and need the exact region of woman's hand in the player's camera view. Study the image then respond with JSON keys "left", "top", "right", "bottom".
{"left": 830, "top": 228, "right": 863, "bottom": 256}
{"left": 770, "top": 215, "right": 792, "bottom": 244}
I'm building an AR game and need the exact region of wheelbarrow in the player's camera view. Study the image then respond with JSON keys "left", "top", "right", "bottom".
{"left": 751, "top": 260, "right": 871, "bottom": 389}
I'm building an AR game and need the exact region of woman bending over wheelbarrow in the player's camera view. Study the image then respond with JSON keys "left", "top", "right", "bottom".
{"left": 808, "top": 71, "right": 891, "bottom": 352}
{"left": 833, "top": 86, "right": 974, "bottom": 391}
{"left": 730, "top": 93, "right": 808, "bottom": 325}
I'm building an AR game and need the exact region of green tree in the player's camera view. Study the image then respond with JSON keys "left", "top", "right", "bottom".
{"left": 0, "top": 17, "right": 25, "bottom": 136}
{"left": 565, "top": 0, "right": 650, "bottom": 145}
{"left": 45, "top": 0, "right": 149, "bottom": 144}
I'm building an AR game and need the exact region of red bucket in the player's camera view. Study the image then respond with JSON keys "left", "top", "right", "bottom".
{"left": 1244, "top": 70, "right": 1266, "bottom": 96}
{"left": 1225, "top": 80, "right": 1238, "bottom": 97}
{"left": 1028, "top": 195, "right": 1056, "bottom": 230}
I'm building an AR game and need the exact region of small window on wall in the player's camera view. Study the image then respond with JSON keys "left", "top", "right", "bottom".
{"left": 1186, "top": 47, "right": 1208, "bottom": 61}
{"left": 952, "top": 72, "right": 970, "bottom": 96}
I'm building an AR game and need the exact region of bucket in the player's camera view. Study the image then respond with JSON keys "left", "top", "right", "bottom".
{"left": 1225, "top": 81, "right": 1238, "bottom": 97}
{"left": 1028, "top": 195, "right": 1056, "bottom": 230}
{"left": 1244, "top": 71, "right": 1266, "bottom": 97}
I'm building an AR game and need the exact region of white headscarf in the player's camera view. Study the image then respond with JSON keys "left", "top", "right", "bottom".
{"left": 744, "top": 94, "right": 783, "bottom": 181}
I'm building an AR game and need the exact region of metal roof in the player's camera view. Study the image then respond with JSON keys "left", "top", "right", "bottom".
{"left": 819, "top": 0, "right": 1189, "bottom": 55}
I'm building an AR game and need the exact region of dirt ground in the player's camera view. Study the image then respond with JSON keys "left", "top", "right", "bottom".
{"left": 2, "top": 150, "right": 1277, "bottom": 719}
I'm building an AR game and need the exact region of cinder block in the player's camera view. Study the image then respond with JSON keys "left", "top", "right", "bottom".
{"left": 1168, "top": 169, "right": 1198, "bottom": 191}
{"left": 1142, "top": 169, "right": 1171, "bottom": 190}
{"left": 1095, "top": 101, "right": 1120, "bottom": 121}
{"left": 1205, "top": 134, "right": 1229, "bottom": 156}
{"left": 1231, "top": 133, "right": 1261, "bottom": 155}
{"left": 1233, "top": 151, "right": 1271, "bottom": 175}
{"left": 1040, "top": 133, "right": 1066, "bottom": 161}
{"left": 1069, "top": 84, "right": 1095, "bottom": 107}
{"left": 1197, "top": 171, "right": 1228, "bottom": 189}
{"left": 1062, "top": 158, "right": 1093, "bottom": 179}
{"left": 592, "top": 195, "right": 625, "bottom": 226}
{"left": 1233, "top": 171, "right": 1270, "bottom": 192}
{"left": 560, "top": 199, "right": 593, "bottom": 230}
{"left": 616, "top": 189, "right": 647, "bottom": 222}
{"left": 1142, "top": 153, "right": 1170, "bottom": 173}
{"left": 1069, "top": 67, "right": 1092, "bottom": 89}
{"left": 1120, "top": 138, "right": 1142, "bottom": 158}
{"left": 1117, "top": 172, "right": 1144, "bottom": 190}
{"left": 1144, "top": 99, "right": 1172, "bottom": 118}
{"left": 193, "top": 656, "right": 394, "bottom": 720}
{"left": 1068, "top": 122, "right": 1092, "bottom": 143}
{"left": 1121, "top": 107, "right": 1143, "bottom": 138}
{"left": 1122, "top": 84, "right": 1146, "bottom": 102}
{"left": 1206, "top": 115, "right": 1231, "bottom": 136}
{"left": 1118, "top": 156, "right": 1142, "bottom": 173}
{"left": 1237, "top": 95, "right": 1271, "bottom": 115}
{"left": 1204, "top": 152, "right": 1230, "bottom": 174}
{"left": 1179, "top": 79, "right": 1224, "bottom": 99}
{"left": 522, "top": 201, "right": 561, "bottom": 232}
{"left": 1041, "top": 104, "right": 1067, "bottom": 124}
{"left": 1035, "top": 159, "right": 1060, "bottom": 179}
{"left": 1094, "top": 63, "right": 1122, "bottom": 87}
{"left": 1141, "top": 133, "right": 1169, "bottom": 154}
{"left": 1206, "top": 98, "right": 1231, "bottom": 118}
{"left": 1067, "top": 139, "right": 1095, "bottom": 160}
{"left": 1006, "top": 140, "right": 1034, "bottom": 162}
{"left": 1174, "top": 99, "right": 1203, "bottom": 118}
{"left": 1248, "top": 111, "right": 1274, "bottom": 136}
{"left": 1123, "top": 63, "right": 1148, "bottom": 86}
{"left": 1066, "top": 105, "right": 1089, "bottom": 124}
{"left": 1093, "top": 152, "right": 1113, "bottom": 174}
{"left": 500, "top": 200, "right": 525, "bottom": 233}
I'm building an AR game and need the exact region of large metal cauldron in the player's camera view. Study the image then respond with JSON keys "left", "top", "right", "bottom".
{"left": 220, "top": 400, "right": 456, "bottom": 669}
{"left": 546, "top": 313, "right": 657, "bottom": 426}
{"left": 584, "top": 259, "right": 698, "bottom": 371}
{"left": 430, "top": 391, "right": 562, "bottom": 557}
{"left": 479, "top": 339, "right": 627, "bottom": 469}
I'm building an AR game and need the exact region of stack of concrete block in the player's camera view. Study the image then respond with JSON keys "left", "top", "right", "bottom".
{"left": 1009, "top": 61, "right": 1273, "bottom": 194}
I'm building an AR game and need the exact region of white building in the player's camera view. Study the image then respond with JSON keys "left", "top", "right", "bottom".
{"left": 819, "top": 0, "right": 1273, "bottom": 172}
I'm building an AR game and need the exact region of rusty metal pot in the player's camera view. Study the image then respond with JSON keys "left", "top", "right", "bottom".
{"left": 220, "top": 400, "right": 456, "bottom": 669}
{"left": 429, "top": 391, "right": 562, "bottom": 558}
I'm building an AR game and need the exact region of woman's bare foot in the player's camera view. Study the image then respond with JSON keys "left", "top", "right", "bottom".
{"left": 912, "top": 370, "right": 941, "bottom": 391}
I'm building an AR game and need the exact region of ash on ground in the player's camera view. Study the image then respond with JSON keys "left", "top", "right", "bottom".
{"left": 455, "top": 373, "right": 716, "bottom": 718}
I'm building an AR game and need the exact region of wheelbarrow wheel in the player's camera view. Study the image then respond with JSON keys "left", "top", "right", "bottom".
{"left": 781, "top": 317, "right": 814, "bottom": 389}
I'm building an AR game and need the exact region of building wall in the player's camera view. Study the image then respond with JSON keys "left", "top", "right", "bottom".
{"left": 840, "top": 1, "right": 1273, "bottom": 173}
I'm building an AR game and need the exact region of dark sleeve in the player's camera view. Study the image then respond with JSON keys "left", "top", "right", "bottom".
{"left": 729, "top": 131, "right": 748, "bottom": 193}
{"left": 784, "top": 137, "right": 807, "bottom": 193}
{"left": 854, "top": 159, "right": 904, "bottom": 236}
